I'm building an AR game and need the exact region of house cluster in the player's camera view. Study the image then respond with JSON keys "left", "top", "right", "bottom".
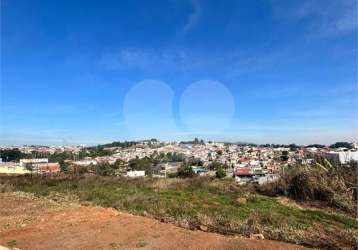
{"left": 0, "top": 158, "right": 60, "bottom": 174}
{"left": 74, "top": 143, "right": 300, "bottom": 184}
{"left": 1, "top": 141, "right": 357, "bottom": 185}
{"left": 0, "top": 145, "right": 85, "bottom": 155}
{"left": 19, "top": 158, "right": 60, "bottom": 174}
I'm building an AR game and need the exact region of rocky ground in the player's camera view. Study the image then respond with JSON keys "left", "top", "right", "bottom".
{"left": 0, "top": 192, "right": 311, "bottom": 250}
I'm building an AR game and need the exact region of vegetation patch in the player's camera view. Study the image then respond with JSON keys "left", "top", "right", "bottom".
{"left": 0, "top": 175, "right": 357, "bottom": 248}
{"left": 256, "top": 161, "right": 357, "bottom": 216}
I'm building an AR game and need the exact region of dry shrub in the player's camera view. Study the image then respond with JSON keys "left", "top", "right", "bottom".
{"left": 0, "top": 183, "right": 14, "bottom": 192}
{"left": 288, "top": 167, "right": 355, "bottom": 214}
{"left": 288, "top": 170, "right": 331, "bottom": 201}
{"left": 257, "top": 164, "right": 357, "bottom": 215}
{"left": 255, "top": 177, "right": 288, "bottom": 197}
{"left": 240, "top": 211, "right": 263, "bottom": 236}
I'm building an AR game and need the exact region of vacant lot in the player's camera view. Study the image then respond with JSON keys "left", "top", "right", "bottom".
{"left": 0, "top": 192, "right": 311, "bottom": 250}
{"left": 1, "top": 175, "right": 357, "bottom": 248}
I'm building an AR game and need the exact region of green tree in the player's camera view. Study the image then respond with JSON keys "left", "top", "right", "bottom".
{"left": 177, "top": 164, "right": 195, "bottom": 178}
{"left": 281, "top": 151, "right": 289, "bottom": 161}
{"left": 208, "top": 161, "right": 225, "bottom": 170}
{"left": 112, "top": 159, "right": 125, "bottom": 169}
{"left": 128, "top": 157, "right": 155, "bottom": 176}
{"left": 0, "top": 149, "right": 25, "bottom": 162}
{"left": 59, "top": 160, "right": 69, "bottom": 173}
{"left": 92, "top": 163, "right": 115, "bottom": 176}
{"left": 329, "top": 142, "right": 352, "bottom": 149}
{"left": 216, "top": 168, "right": 226, "bottom": 178}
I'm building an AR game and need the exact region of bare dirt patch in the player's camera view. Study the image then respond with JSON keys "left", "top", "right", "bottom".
{"left": 0, "top": 192, "right": 311, "bottom": 250}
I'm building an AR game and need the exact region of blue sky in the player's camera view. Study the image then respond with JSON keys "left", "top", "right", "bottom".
{"left": 1, "top": 0, "right": 357, "bottom": 145}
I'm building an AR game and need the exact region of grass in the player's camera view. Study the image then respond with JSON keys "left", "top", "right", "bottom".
{"left": 6, "top": 240, "right": 17, "bottom": 248}
{"left": 136, "top": 240, "right": 148, "bottom": 248}
{"left": 1, "top": 175, "right": 357, "bottom": 248}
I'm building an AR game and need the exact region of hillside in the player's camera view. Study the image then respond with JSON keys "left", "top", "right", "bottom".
{"left": 0, "top": 176, "right": 357, "bottom": 249}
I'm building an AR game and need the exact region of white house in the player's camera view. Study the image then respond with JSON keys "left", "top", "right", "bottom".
{"left": 126, "top": 170, "right": 145, "bottom": 177}
{"left": 73, "top": 159, "right": 98, "bottom": 166}
{"left": 324, "top": 151, "right": 358, "bottom": 164}
{"left": 19, "top": 158, "right": 48, "bottom": 167}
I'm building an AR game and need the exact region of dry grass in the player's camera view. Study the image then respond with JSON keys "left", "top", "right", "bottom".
{"left": 257, "top": 164, "right": 357, "bottom": 216}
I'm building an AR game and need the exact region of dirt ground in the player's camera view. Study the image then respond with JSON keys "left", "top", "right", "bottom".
{"left": 0, "top": 192, "right": 310, "bottom": 250}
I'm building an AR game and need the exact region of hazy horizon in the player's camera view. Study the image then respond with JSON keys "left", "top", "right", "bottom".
{"left": 1, "top": 138, "right": 356, "bottom": 148}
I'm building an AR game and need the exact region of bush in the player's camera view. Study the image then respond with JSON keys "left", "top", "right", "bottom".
{"left": 257, "top": 163, "right": 357, "bottom": 215}
{"left": 177, "top": 165, "right": 195, "bottom": 178}
{"left": 207, "top": 161, "right": 230, "bottom": 171}
{"left": 215, "top": 168, "right": 226, "bottom": 178}
{"left": 288, "top": 171, "right": 332, "bottom": 201}
{"left": 92, "top": 163, "right": 116, "bottom": 176}
{"left": 255, "top": 177, "right": 287, "bottom": 197}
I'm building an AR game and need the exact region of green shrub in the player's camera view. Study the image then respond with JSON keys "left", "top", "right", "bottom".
{"left": 215, "top": 168, "right": 226, "bottom": 178}
{"left": 177, "top": 165, "right": 195, "bottom": 178}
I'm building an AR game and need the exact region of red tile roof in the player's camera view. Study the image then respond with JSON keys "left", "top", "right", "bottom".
{"left": 234, "top": 167, "right": 253, "bottom": 176}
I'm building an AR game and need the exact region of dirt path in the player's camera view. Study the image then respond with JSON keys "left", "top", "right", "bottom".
{"left": 0, "top": 192, "right": 309, "bottom": 250}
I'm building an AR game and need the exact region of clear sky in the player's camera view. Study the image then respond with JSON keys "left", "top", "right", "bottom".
{"left": 1, "top": 0, "right": 357, "bottom": 146}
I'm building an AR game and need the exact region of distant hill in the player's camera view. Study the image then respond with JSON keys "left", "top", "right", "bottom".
{"left": 88, "top": 141, "right": 138, "bottom": 149}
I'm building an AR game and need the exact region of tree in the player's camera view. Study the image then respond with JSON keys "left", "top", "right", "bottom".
{"left": 281, "top": 151, "right": 289, "bottom": 161}
{"left": 49, "top": 152, "right": 73, "bottom": 163}
{"left": 92, "top": 163, "right": 115, "bottom": 176}
{"left": 307, "top": 144, "right": 325, "bottom": 148}
{"left": 112, "top": 159, "right": 125, "bottom": 169}
{"left": 329, "top": 142, "right": 352, "bottom": 149}
{"left": 170, "top": 152, "right": 185, "bottom": 162}
{"left": 186, "top": 157, "right": 202, "bottom": 166}
{"left": 128, "top": 157, "right": 155, "bottom": 176}
{"left": 177, "top": 164, "right": 195, "bottom": 178}
{"left": 95, "top": 140, "right": 137, "bottom": 148}
{"left": 208, "top": 161, "right": 224, "bottom": 170}
{"left": 0, "top": 149, "right": 24, "bottom": 162}
{"left": 215, "top": 168, "right": 226, "bottom": 178}
{"left": 59, "top": 160, "right": 69, "bottom": 173}
{"left": 70, "top": 164, "right": 89, "bottom": 176}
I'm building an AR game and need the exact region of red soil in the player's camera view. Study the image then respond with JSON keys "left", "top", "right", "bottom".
{"left": 0, "top": 192, "right": 310, "bottom": 250}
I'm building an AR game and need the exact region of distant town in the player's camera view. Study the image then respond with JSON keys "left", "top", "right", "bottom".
{"left": 1, "top": 139, "right": 357, "bottom": 184}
